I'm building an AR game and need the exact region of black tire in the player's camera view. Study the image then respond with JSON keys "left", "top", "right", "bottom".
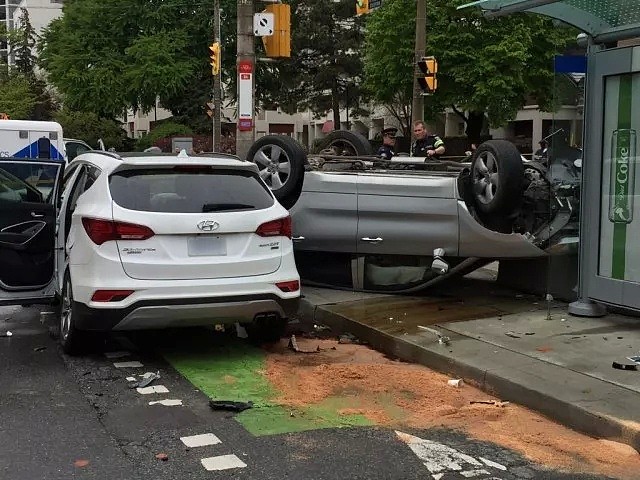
{"left": 471, "top": 140, "right": 525, "bottom": 216}
{"left": 314, "top": 130, "right": 373, "bottom": 156}
{"left": 59, "top": 272, "right": 96, "bottom": 355}
{"left": 247, "top": 135, "right": 307, "bottom": 204}
{"left": 245, "top": 316, "right": 288, "bottom": 345}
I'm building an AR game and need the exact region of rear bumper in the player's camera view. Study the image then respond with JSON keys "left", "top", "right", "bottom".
{"left": 73, "top": 294, "right": 300, "bottom": 332}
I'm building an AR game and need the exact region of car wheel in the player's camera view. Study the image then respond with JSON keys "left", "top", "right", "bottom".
{"left": 314, "top": 130, "right": 373, "bottom": 156}
{"left": 245, "top": 316, "right": 288, "bottom": 345}
{"left": 248, "top": 135, "right": 307, "bottom": 205}
{"left": 59, "top": 273, "right": 91, "bottom": 355}
{"left": 471, "top": 140, "right": 525, "bottom": 217}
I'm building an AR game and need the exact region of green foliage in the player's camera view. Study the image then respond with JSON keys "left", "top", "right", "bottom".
{"left": 53, "top": 108, "right": 128, "bottom": 150}
{"left": 266, "top": 0, "right": 369, "bottom": 126}
{"left": 364, "top": 0, "right": 415, "bottom": 135}
{"left": 135, "top": 121, "right": 193, "bottom": 151}
{"left": 0, "top": 73, "right": 37, "bottom": 118}
{"left": 13, "top": 8, "right": 38, "bottom": 77}
{"left": 363, "top": 0, "right": 577, "bottom": 140}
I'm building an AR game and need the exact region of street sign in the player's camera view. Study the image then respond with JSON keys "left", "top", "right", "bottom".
{"left": 238, "top": 60, "right": 254, "bottom": 132}
{"left": 356, "top": 0, "right": 382, "bottom": 15}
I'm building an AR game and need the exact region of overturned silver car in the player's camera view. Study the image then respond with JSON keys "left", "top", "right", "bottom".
{"left": 248, "top": 131, "right": 581, "bottom": 292}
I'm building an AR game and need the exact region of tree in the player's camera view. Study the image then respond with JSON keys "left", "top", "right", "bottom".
{"left": 13, "top": 8, "right": 37, "bottom": 78}
{"left": 266, "top": 0, "right": 369, "bottom": 128}
{"left": 363, "top": 0, "right": 576, "bottom": 143}
{"left": 53, "top": 108, "right": 128, "bottom": 150}
{"left": 0, "top": 72, "right": 37, "bottom": 118}
{"left": 363, "top": 0, "right": 415, "bottom": 136}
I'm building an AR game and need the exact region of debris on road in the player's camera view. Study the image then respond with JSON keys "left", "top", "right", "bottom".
{"left": 155, "top": 453, "right": 169, "bottom": 461}
{"left": 288, "top": 335, "right": 320, "bottom": 353}
{"left": 627, "top": 356, "right": 640, "bottom": 364}
{"left": 536, "top": 346, "right": 553, "bottom": 353}
{"left": 470, "top": 400, "right": 510, "bottom": 407}
{"left": 128, "top": 371, "right": 160, "bottom": 389}
{"left": 136, "top": 385, "right": 169, "bottom": 395}
{"left": 417, "top": 326, "right": 451, "bottom": 345}
{"left": 33, "top": 346, "right": 47, "bottom": 352}
{"left": 73, "top": 459, "right": 90, "bottom": 468}
{"left": 447, "top": 379, "right": 464, "bottom": 388}
{"left": 0, "top": 331, "right": 13, "bottom": 337}
{"left": 313, "top": 323, "right": 331, "bottom": 332}
{"left": 235, "top": 322, "right": 248, "bottom": 339}
{"left": 612, "top": 361, "right": 638, "bottom": 371}
{"left": 209, "top": 400, "right": 254, "bottom": 412}
{"left": 505, "top": 331, "right": 521, "bottom": 339}
{"left": 338, "top": 332, "right": 358, "bottom": 344}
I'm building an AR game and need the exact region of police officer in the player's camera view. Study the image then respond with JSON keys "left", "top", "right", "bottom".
{"left": 410, "top": 120, "right": 445, "bottom": 158}
{"left": 377, "top": 127, "right": 398, "bottom": 160}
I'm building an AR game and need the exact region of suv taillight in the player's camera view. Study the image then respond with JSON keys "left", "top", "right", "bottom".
{"left": 82, "top": 218, "right": 154, "bottom": 245}
{"left": 256, "top": 216, "right": 292, "bottom": 239}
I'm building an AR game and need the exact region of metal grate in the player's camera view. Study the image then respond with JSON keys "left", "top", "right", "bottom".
{"left": 566, "top": 0, "right": 640, "bottom": 27}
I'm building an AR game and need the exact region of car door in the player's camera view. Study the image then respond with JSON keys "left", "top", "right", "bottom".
{"left": 356, "top": 172, "right": 460, "bottom": 256}
{"left": 0, "top": 159, "right": 64, "bottom": 305}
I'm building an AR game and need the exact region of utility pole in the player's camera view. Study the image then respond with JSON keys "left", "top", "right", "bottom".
{"left": 411, "top": 0, "right": 426, "bottom": 126}
{"left": 236, "top": 0, "right": 255, "bottom": 160}
{"left": 213, "top": 0, "right": 222, "bottom": 151}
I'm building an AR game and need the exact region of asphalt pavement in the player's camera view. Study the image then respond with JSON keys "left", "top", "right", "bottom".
{"left": 0, "top": 305, "right": 611, "bottom": 480}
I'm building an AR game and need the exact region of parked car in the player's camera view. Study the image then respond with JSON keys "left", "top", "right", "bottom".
{"left": 64, "top": 138, "right": 93, "bottom": 161}
{"left": 0, "top": 151, "right": 300, "bottom": 353}
{"left": 246, "top": 131, "right": 581, "bottom": 292}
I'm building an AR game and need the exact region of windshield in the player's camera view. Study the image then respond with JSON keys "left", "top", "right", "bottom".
{"left": 109, "top": 168, "right": 275, "bottom": 213}
{"left": 0, "top": 161, "right": 61, "bottom": 204}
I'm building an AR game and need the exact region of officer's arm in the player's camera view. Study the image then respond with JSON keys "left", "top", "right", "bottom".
{"left": 434, "top": 137, "right": 445, "bottom": 155}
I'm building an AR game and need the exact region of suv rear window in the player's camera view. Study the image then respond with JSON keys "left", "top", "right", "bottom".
{"left": 109, "top": 168, "right": 275, "bottom": 213}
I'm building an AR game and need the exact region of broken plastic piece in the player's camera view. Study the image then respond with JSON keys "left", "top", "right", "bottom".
{"left": 209, "top": 400, "right": 254, "bottom": 412}
{"left": 0, "top": 331, "right": 13, "bottom": 337}
{"left": 235, "top": 322, "right": 248, "bottom": 339}
{"left": 417, "top": 325, "right": 451, "bottom": 345}
{"left": 447, "top": 379, "right": 464, "bottom": 388}
{"left": 33, "top": 346, "right": 47, "bottom": 352}
{"left": 338, "top": 333, "right": 358, "bottom": 344}
{"left": 155, "top": 453, "right": 169, "bottom": 461}
{"left": 612, "top": 361, "right": 638, "bottom": 371}
{"left": 505, "top": 331, "right": 520, "bottom": 339}
{"left": 288, "top": 335, "right": 320, "bottom": 353}
{"left": 128, "top": 371, "right": 160, "bottom": 389}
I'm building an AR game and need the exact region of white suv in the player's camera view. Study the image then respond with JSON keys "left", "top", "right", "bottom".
{"left": 0, "top": 151, "right": 300, "bottom": 353}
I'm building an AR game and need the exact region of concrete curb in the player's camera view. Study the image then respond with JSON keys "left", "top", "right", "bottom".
{"left": 299, "top": 298, "right": 640, "bottom": 452}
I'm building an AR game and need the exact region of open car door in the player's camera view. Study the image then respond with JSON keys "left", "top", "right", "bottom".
{"left": 0, "top": 158, "right": 63, "bottom": 306}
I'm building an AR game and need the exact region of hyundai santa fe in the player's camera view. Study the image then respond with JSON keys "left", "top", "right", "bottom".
{"left": 0, "top": 150, "right": 300, "bottom": 354}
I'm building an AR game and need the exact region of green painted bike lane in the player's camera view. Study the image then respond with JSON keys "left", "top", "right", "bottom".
{"left": 162, "top": 335, "right": 376, "bottom": 437}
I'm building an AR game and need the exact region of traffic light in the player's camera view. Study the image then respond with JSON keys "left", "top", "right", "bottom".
{"left": 356, "top": 0, "right": 369, "bottom": 15}
{"left": 262, "top": 4, "right": 290, "bottom": 58}
{"left": 209, "top": 42, "right": 221, "bottom": 75}
{"left": 417, "top": 56, "right": 438, "bottom": 94}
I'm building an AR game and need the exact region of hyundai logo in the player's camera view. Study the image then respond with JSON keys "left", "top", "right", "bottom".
{"left": 197, "top": 220, "right": 220, "bottom": 232}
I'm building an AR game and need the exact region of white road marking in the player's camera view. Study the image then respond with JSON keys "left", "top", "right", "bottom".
{"left": 480, "top": 458, "right": 507, "bottom": 471}
{"left": 461, "top": 470, "right": 491, "bottom": 477}
{"left": 149, "top": 399, "right": 183, "bottom": 406}
{"left": 104, "top": 351, "right": 130, "bottom": 359}
{"left": 136, "top": 385, "right": 169, "bottom": 394}
{"left": 200, "top": 454, "right": 247, "bottom": 471}
{"left": 113, "top": 361, "right": 143, "bottom": 368}
{"left": 180, "top": 433, "right": 222, "bottom": 448}
{"left": 396, "top": 431, "right": 507, "bottom": 478}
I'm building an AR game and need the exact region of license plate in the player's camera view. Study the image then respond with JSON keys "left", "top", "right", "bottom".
{"left": 187, "top": 236, "right": 227, "bottom": 257}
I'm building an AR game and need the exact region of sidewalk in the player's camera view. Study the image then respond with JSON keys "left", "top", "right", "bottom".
{"left": 296, "top": 279, "right": 640, "bottom": 452}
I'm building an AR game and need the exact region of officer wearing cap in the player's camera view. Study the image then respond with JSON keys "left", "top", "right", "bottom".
{"left": 377, "top": 127, "right": 398, "bottom": 160}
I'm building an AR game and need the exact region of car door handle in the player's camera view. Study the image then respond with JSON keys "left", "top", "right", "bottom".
{"left": 361, "top": 237, "right": 383, "bottom": 243}
{"left": 292, "top": 236, "right": 305, "bottom": 241}
{"left": 31, "top": 212, "right": 45, "bottom": 218}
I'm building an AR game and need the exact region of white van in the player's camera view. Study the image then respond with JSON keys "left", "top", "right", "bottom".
{"left": 0, "top": 120, "right": 66, "bottom": 162}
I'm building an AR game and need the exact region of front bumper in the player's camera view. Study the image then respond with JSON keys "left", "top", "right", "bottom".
{"left": 73, "top": 294, "right": 300, "bottom": 332}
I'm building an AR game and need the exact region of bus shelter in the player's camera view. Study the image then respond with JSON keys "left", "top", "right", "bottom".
{"left": 461, "top": 0, "right": 640, "bottom": 316}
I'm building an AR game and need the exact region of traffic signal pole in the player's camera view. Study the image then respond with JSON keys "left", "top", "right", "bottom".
{"left": 411, "top": 0, "right": 426, "bottom": 126}
{"left": 236, "top": 0, "right": 255, "bottom": 161}
{"left": 213, "top": 0, "right": 222, "bottom": 151}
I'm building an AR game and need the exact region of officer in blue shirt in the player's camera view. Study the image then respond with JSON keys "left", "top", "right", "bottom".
{"left": 377, "top": 127, "right": 398, "bottom": 160}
